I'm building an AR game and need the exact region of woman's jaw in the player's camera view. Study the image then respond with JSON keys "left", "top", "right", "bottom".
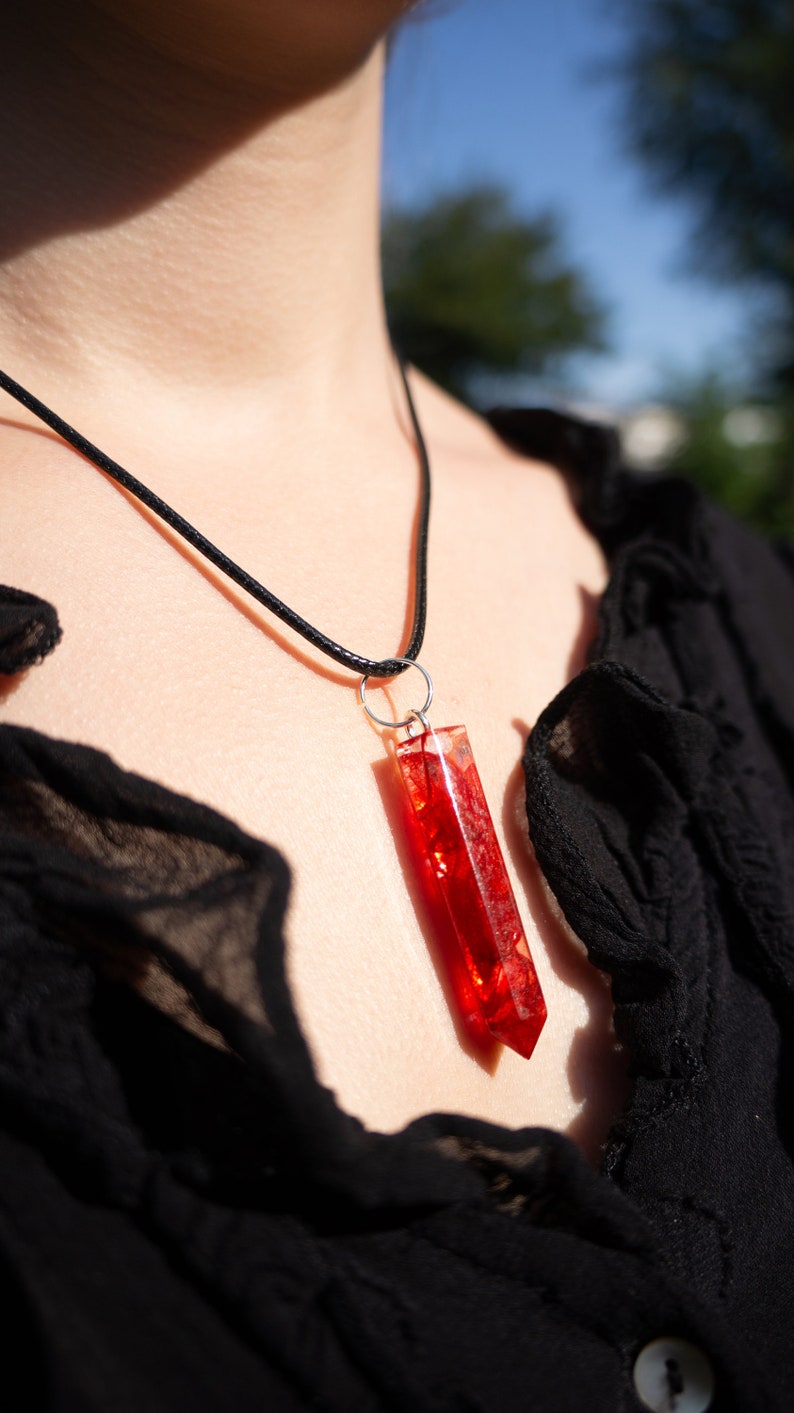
{"left": 79, "top": 0, "right": 419, "bottom": 94}
{"left": 0, "top": 0, "right": 412, "bottom": 434}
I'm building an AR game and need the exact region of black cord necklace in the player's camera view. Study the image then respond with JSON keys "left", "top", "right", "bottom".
{"left": 0, "top": 361, "right": 428, "bottom": 678}
{"left": 0, "top": 357, "right": 547, "bottom": 1061}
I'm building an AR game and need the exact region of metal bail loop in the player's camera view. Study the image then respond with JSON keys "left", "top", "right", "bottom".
{"left": 405, "top": 709, "right": 431, "bottom": 739}
{"left": 359, "top": 658, "right": 434, "bottom": 731}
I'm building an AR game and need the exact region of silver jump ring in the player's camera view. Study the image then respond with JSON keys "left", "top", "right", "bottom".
{"left": 359, "top": 658, "right": 434, "bottom": 731}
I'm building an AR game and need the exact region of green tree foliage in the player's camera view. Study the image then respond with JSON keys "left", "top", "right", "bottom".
{"left": 651, "top": 371, "right": 792, "bottom": 534}
{"left": 382, "top": 185, "right": 607, "bottom": 400}
{"left": 613, "top": 0, "right": 794, "bottom": 531}
{"left": 613, "top": 0, "right": 794, "bottom": 376}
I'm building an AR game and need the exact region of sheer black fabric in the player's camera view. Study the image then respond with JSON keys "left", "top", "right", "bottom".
{"left": 0, "top": 585, "right": 61, "bottom": 674}
{"left": 1, "top": 409, "right": 793, "bottom": 1411}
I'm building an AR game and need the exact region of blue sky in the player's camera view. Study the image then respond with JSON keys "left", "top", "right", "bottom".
{"left": 383, "top": 0, "right": 755, "bottom": 408}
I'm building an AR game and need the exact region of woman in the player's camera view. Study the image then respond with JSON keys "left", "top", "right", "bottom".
{"left": 0, "top": 2, "right": 792, "bottom": 1409}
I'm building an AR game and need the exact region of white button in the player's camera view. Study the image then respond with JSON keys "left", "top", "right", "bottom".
{"left": 632, "top": 1337, "right": 715, "bottom": 1413}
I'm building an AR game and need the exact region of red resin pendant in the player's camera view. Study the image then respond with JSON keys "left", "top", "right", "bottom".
{"left": 394, "top": 723, "right": 546, "bottom": 1060}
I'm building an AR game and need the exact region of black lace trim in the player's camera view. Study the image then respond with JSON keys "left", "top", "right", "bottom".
{"left": 0, "top": 584, "right": 62, "bottom": 674}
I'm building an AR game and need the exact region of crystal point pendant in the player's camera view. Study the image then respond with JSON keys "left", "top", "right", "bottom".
{"left": 395, "top": 723, "right": 547, "bottom": 1060}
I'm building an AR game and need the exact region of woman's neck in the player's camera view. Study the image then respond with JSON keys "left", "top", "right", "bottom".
{"left": 0, "top": 0, "right": 395, "bottom": 433}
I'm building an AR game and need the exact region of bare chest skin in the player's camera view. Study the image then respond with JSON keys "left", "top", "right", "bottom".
{"left": 0, "top": 407, "right": 630, "bottom": 1164}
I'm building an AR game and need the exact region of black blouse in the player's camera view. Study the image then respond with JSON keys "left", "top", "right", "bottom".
{"left": 1, "top": 409, "right": 793, "bottom": 1412}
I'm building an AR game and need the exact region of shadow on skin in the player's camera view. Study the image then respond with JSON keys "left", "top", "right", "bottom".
{"left": 567, "top": 581, "right": 607, "bottom": 678}
{"left": 0, "top": 667, "right": 28, "bottom": 706}
{"left": 0, "top": 2, "right": 342, "bottom": 272}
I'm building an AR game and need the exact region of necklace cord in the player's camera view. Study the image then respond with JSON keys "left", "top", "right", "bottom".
{"left": 0, "top": 358, "right": 429, "bottom": 678}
